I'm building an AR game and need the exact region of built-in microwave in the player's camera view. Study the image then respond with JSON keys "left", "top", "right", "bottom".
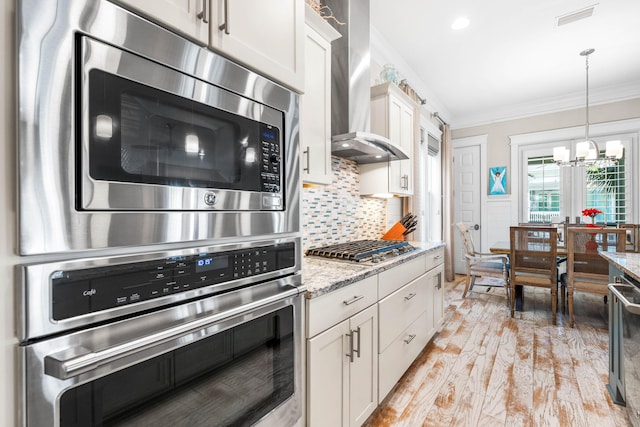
{"left": 17, "top": 0, "right": 300, "bottom": 255}
{"left": 80, "top": 37, "right": 284, "bottom": 212}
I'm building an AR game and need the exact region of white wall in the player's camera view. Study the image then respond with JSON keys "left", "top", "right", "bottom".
{"left": 1, "top": 1, "right": 17, "bottom": 425}
{"left": 451, "top": 99, "right": 640, "bottom": 244}
{"left": 451, "top": 98, "right": 640, "bottom": 193}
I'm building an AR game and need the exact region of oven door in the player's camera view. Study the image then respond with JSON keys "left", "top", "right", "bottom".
{"left": 80, "top": 36, "right": 284, "bottom": 211}
{"left": 20, "top": 280, "right": 303, "bottom": 427}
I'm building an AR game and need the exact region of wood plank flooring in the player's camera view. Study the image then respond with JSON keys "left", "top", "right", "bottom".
{"left": 363, "top": 275, "right": 631, "bottom": 427}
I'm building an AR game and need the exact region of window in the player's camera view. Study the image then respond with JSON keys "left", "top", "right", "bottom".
{"left": 527, "top": 155, "right": 561, "bottom": 223}
{"left": 510, "top": 119, "right": 639, "bottom": 241}
{"left": 524, "top": 142, "right": 632, "bottom": 226}
{"left": 525, "top": 151, "right": 629, "bottom": 225}
{"left": 585, "top": 154, "right": 627, "bottom": 225}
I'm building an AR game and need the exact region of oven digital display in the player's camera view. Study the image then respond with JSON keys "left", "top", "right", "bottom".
{"left": 195, "top": 255, "right": 228, "bottom": 272}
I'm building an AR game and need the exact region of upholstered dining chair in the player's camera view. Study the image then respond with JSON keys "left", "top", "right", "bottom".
{"left": 455, "top": 223, "right": 510, "bottom": 309}
{"left": 561, "top": 227, "right": 626, "bottom": 327}
{"left": 509, "top": 226, "right": 558, "bottom": 324}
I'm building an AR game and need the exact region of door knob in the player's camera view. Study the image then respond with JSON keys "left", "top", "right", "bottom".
{"left": 473, "top": 224, "right": 480, "bottom": 230}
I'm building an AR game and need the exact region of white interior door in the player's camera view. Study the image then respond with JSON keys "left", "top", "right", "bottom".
{"left": 453, "top": 145, "right": 481, "bottom": 274}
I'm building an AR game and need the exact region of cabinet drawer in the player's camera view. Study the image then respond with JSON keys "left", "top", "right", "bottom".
{"left": 378, "top": 311, "right": 430, "bottom": 402}
{"left": 378, "top": 254, "right": 426, "bottom": 299}
{"left": 425, "top": 248, "right": 444, "bottom": 272}
{"left": 378, "top": 273, "right": 429, "bottom": 352}
{"left": 307, "top": 275, "right": 378, "bottom": 338}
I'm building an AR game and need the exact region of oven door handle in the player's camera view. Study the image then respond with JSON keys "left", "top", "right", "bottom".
{"left": 609, "top": 283, "right": 640, "bottom": 315}
{"left": 44, "top": 286, "right": 299, "bottom": 380}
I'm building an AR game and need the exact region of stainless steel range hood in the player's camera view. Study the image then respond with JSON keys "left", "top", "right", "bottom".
{"left": 325, "top": 0, "right": 408, "bottom": 164}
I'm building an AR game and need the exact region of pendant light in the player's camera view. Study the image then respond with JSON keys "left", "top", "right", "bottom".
{"left": 553, "top": 49, "right": 623, "bottom": 167}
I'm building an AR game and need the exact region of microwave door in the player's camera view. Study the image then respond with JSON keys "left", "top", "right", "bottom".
{"left": 80, "top": 37, "right": 284, "bottom": 212}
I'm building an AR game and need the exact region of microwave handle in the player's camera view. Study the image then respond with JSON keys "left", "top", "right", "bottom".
{"left": 44, "top": 285, "right": 299, "bottom": 380}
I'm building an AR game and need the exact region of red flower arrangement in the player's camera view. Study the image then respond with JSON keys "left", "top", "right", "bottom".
{"left": 582, "top": 208, "right": 603, "bottom": 228}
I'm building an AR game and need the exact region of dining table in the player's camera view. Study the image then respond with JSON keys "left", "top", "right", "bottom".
{"left": 489, "top": 240, "right": 567, "bottom": 257}
{"left": 489, "top": 241, "right": 567, "bottom": 311}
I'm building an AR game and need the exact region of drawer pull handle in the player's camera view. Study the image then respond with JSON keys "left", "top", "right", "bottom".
{"left": 343, "top": 295, "right": 364, "bottom": 306}
{"left": 433, "top": 255, "right": 443, "bottom": 260}
{"left": 404, "top": 334, "right": 417, "bottom": 344}
{"left": 404, "top": 292, "right": 417, "bottom": 301}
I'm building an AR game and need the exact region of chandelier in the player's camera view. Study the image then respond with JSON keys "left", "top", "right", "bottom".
{"left": 553, "top": 49, "right": 623, "bottom": 167}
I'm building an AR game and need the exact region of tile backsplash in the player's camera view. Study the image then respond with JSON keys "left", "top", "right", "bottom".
{"left": 302, "top": 156, "right": 388, "bottom": 250}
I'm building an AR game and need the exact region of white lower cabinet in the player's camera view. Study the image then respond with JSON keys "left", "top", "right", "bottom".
{"left": 377, "top": 249, "right": 445, "bottom": 402}
{"left": 378, "top": 310, "right": 431, "bottom": 400}
{"left": 307, "top": 304, "right": 378, "bottom": 427}
{"left": 432, "top": 264, "right": 445, "bottom": 333}
{"left": 306, "top": 248, "right": 445, "bottom": 425}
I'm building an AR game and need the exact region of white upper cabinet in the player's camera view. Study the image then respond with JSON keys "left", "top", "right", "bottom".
{"left": 300, "top": 6, "right": 341, "bottom": 185}
{"left": 209, "top": 0, "right": 305, "bottom": 93}
{"left": 360, "top": 82, "right": 415, "bottom": 196}
{"left": 114, "top": 0, "right": 210, "bottom": 44}
{"left": 113, "top": 0, "right": 305, "bottom": 93}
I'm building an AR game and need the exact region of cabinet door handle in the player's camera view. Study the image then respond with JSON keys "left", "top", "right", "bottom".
{"left": 345, "top": 331, "right": 354, "bottom": 362}
{"left": 404, "top": 292, "right": 417, "bottom": 301}
{"left": 435, "top": 274, "right": 442, "bottom": 290}
{"left": 219, "top": 0, "right": 229, "bottom": 34}
{"left": 404, "top": 334, "right": 417, "bottom": 344}
{"left": 343, "top": 295, "right": 364, "bottom": 306}
{"left": 197, "top": 0, "right": 208, "bottom": 24}
{"left": 303, "top": 147, "right": 310, "bottom": 173}
{"left": 354, "top": 326, "right": 360, "bottom": 359}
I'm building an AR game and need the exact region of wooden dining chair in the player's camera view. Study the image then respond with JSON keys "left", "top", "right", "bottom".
{"left": 455, "top": 223, "right": 510, "bottom": 310}
{"left": 509, "top": 226, "right": 558, "bottom": 324}
{"left": 561, "top": 227, "right": 626, "bottom": 327}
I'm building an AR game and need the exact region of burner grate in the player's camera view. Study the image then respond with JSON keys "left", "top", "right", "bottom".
{"left": 305, "top": 240, "right": 414, "bottom": 262}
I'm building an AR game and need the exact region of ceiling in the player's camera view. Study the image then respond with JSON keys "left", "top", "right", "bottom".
{"left": 370, "top": 0, "right": 640, "bottom": 129}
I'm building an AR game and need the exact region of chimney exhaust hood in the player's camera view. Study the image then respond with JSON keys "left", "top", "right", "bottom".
{"left": 324, "top": 0, "right": 408, "bottom": 164}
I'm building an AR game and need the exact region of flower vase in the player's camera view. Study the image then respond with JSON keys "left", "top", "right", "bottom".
{"left": 585, "top": 217, "right": 598, "bottom": 251}
{"left": 585, "top": 237, "right": 598, "bottom": 252}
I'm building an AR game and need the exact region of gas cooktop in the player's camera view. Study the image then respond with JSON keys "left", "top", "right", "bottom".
{"left": 305, "top": 240, "right": 415, "bottom": 263}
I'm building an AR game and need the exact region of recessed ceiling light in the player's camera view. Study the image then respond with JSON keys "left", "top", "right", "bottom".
{"left": 341, "top": 143, "right": 350, "bottom": 148}
{"left": 451, "top": 17, "right": 469, "bottom": 30}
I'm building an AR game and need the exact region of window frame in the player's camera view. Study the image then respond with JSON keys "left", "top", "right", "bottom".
{"left": 510, "top": 119, "right": 640, "bottom": 225}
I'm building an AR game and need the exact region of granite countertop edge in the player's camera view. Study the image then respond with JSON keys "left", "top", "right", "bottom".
{"left": 599, "top": 251, "right": 640, "bottom": 283}
{"left": 302, "top": 241, "right": 446, "bottom": 299}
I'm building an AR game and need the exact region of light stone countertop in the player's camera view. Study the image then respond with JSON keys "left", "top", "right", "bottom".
{"left": 599, "top": 251, "right": 640, "bottom": 283}
{"left": 302, "top": 241, "right": 446, "bottom": 299}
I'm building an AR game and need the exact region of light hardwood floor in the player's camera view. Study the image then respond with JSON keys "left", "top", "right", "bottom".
{"left": 364, "top": 275, "right": 631, "bottom": 427}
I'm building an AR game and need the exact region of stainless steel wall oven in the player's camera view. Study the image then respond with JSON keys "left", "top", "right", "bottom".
{"left": 17, "top": 0, "right": 304, "bottom": 426}
{"left": 19, "top": 239, "right": 304, "bottom": 427}
{"left": 17, "top": 0, "right": 300, "bottom": 255}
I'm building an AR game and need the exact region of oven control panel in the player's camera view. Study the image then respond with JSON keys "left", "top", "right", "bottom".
{"left": 260, "top": 124, "right": 281, "bottom": 194}
{"left": 51, "top": 243, "right": 295, "bottom": 321}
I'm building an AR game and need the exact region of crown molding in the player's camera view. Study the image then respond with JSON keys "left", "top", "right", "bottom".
{"left": 450, "top": 81, "right": 640, "bottom": 130}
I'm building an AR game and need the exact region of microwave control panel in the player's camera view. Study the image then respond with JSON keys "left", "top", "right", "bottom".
{"left": 260, "top": 124, "right": 281, "bottom": 195}
{"left": 51, "top": 242, "right": 295, "bottom": 321}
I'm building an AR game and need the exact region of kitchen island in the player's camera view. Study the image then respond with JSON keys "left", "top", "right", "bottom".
{"left": 600, "top": 251, "right": 640, "bottom": 283}
{"left": 302, "top": 241, "right": 445, "bottom": 427}
{"left": 601, "top": 251, "right": 640, "bottom": 426}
